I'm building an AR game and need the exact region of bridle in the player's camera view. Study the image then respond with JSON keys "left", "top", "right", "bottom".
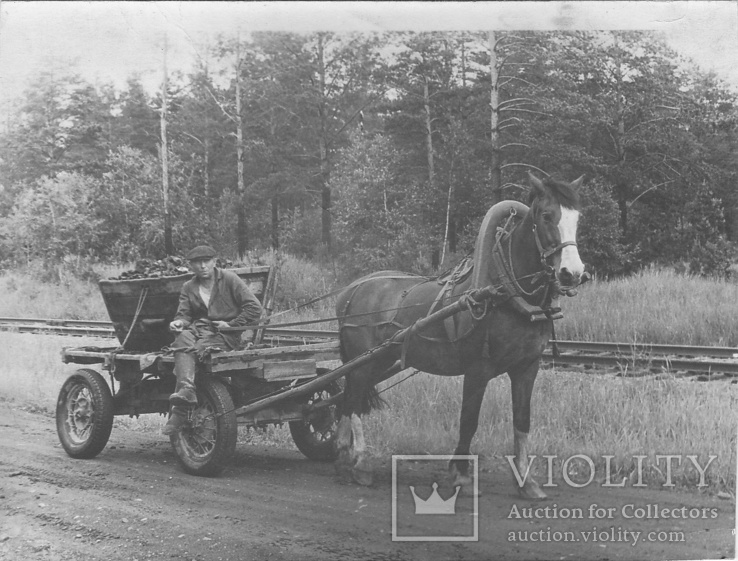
{"left": 494, "top": 206, "right": 580, "bottom": 307}
{"left": 532, "top": 223, "right": 578, "bottom": 267}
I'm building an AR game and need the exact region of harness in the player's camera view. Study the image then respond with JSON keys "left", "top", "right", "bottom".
{"left": 393, "top": 206, "right": 572, "bottom": 364}
{"left": 491, "top": 207, "right": 567, "bottom": 319}
{"left": 338, "top": 204, "right": 579, "bottom": 365}
{"left": 339, "top": 273, "right": 430, "bottom": 332}
{"left": 409, "top": 206, "right": 574, "bottom": 361}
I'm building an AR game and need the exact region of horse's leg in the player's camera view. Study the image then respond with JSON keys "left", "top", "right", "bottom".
{"left": 509, "top": 360, "right": 546, "bottom": 500}
{"left": 450, "top": 365, "right": 488, "bottom": 497}
{"left": 349, "top": 411, "right": 372, "bottom": 486}
{"left": 334, "top": 363, "right": 379, "bottom": 486}
{"left": 335, "top": 413, "right": 353, "bottom": 482}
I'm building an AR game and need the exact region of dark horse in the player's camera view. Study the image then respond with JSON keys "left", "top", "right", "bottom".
{"left": 334, "top": 173, "right": 585, "bottom": 500}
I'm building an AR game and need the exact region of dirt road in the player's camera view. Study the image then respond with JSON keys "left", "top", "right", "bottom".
{"left": 0, "top": 402, "right": 734, "bottom": 561}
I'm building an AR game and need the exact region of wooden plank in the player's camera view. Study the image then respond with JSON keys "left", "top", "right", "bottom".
{"left": 258, "top": 359, "right": 317, "bottom": 381}
{"left": 209, "top": 341, "right": 339, "bottom": 364}
{"left": 62, "top": 347, "right": 175, "bottom": 366}
{"left": 253, "top": 264, "right": 278, "bottom": 345}
{"left": 237, "top": 402, "right": 305, "bottom": 426}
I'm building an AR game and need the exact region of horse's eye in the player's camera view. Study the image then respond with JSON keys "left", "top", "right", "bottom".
{"left": 542, "top": 212, "right": 553, "bottom": 223}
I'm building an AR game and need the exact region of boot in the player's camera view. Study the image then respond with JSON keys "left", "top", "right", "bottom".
{"left": 169, "top": 352, "right": 198, "bottom": 407}
{"left": 161, "top": 407, "right": 188, "bottom": 435}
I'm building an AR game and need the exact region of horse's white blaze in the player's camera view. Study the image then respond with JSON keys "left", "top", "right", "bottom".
{"left": 558, "top": 207, "right": 584, "bottom": 276}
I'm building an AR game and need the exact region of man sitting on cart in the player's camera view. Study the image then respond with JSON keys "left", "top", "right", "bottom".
{"left": 162, "top": 245, "right": 263, "bottom": 435}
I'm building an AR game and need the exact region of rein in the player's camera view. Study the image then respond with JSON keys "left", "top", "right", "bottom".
{"left": 494, "top": 208, "right": 553, "bottom": 309}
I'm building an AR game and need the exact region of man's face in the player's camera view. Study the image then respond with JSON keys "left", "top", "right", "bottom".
{"left": 190, "top": 257, "right": 216, "bottom": 280}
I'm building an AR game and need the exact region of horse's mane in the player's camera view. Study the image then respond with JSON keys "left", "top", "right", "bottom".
{"left": 528, "top": 177, "right": 581, "bottom": 210}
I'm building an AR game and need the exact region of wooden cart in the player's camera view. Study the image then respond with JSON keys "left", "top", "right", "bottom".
{"left": 55, "top": 265, "right": 344, "bottom": 476}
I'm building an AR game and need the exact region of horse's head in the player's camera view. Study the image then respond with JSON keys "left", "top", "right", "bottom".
{"left": 528, "top": 173, "right": 585, "bottom": 291}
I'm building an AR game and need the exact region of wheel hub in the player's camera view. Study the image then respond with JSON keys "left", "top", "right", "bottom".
{"left": 67, "top": 386, "right": 94, "bottom": 441}
{"left": 178, "top": 406, "right": 217, "bottom": 458}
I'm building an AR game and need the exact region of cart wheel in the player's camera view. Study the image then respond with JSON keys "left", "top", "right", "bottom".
{"left": 289, "top": 378, "right": 343, "bottom": 462}
{"left": 56, "top": 368, "right": 115, "bottom": 459}
{"left": 170, "top": 377, "right": 237, "bottom": 477}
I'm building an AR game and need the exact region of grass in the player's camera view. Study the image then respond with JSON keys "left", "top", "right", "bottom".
{"left": 557, "top": 267, "right": 738, "bottom": 346}
{"left": 0, "top": 270, "right": 109, "bottom": 320}
{"left": 371, "top": 370, "right": 736, "bottom": 492}
{"left": 0, "top": 257, "right": 735, "bottom": 493}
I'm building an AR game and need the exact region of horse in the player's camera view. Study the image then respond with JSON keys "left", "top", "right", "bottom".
{"left": 334, "top": 173, "right": 586, "bottom": 500}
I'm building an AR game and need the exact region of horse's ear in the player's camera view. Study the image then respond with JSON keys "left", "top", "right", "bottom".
{"left": 571, "top": 175, "right": 585, "bottom": 190}
{"left": 528, "top": 172, "right": 546, "bottom": 199}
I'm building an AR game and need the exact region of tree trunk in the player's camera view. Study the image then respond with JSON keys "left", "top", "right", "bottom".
{"left": 236, "top": 39, "right": 248, "bottom": 258}
{"left": 612, "top": 35, "right": 629, "bottom": 239}
{"left": 317, "top": 35, "right": 331, "bottom": 250}
{"left": 271, "top": 196, "right": 279, "bottom": 250}
{"left": 160, "top": 34, "right": 173, "bottom": 256}
{"left": 423, "top": 74, "right": 435, "bottom": 191}
{"left": 449, "top": 218, "right": 457, "bottom": 253}
{"left": 204, "top": 138, "right": 210, "bottom": 197}
{"left": 488, "top": 31, "right": 502, "bottom": 205}
{"left": 441, "top": 156, "right": 454, "bottom": 266}
{"left": 321, "top": 185, "right": 331, "bottom": 250}
{"left": 617, "top": 193, "right": 628, "bottom": 238}
{"left": 441, "top": 181, "right": 453, "bottom": 266}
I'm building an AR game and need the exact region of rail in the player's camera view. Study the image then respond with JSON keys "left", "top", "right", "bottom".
{"left": 1, "top": 317, "right": 737, "bottom": 378}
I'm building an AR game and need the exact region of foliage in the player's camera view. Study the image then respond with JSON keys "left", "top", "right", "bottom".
{"left": 0, "top": 30, "right": 737, "bottom": 275}
{"left": 576, "top": 178, "right": 630, "bottom": 277}
{"left": 2, "top": 172, "right": 102, "bottom": 261}
{"left": 330, "top": 132, "right": 435, "bottom": 277}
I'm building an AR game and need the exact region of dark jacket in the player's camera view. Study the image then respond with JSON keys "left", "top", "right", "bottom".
{"left": 174, "top": 267, "right": 263, "bottom": 329}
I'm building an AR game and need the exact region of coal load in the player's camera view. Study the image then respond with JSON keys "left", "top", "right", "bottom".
{"left": 110, "top": 257, "right": 235, "bottom": 280}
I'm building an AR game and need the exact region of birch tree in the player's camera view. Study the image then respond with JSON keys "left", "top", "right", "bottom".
{"left": 159, "top": 34, "right": 173, "bottom": 255}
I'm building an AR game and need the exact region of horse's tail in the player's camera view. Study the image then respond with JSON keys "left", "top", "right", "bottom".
{"left": 363, "top": 384, "right": 385, "bottom": 414}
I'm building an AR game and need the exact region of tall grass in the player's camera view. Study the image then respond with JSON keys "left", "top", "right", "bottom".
{"left": 370, "top": 370, "right": 735, "bottom": 492}
{"left": 0, "top": 269, "right": 109, "bottom": 320}
{"left": 0, "top": 258, "right": 735, "bottom": 492}
{"left": 557, "top": 267, "right": 738, "bottom": 346}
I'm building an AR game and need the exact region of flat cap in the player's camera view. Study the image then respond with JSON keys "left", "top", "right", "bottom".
{"left": 185, "top": 245, "right": 217, "bottom": 260}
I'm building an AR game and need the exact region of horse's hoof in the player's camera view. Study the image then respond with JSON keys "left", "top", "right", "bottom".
{"left": 517, "top": 480, "right": 547, "bottom": 501}
{"left": 352, "top": 458, "right": 374, "bottom": 486}
{"left": 352, "top": 468, "right": 373, "bottom": 486}
{"left": 336, "top": 448, "right": 352, "bottom": 467}
{"left": 335, "top": 462, "right": 353, "bottom": 483}
{"left": 335, "top": 451, "right": 354, "bottom": 482}
{"left": 451, "top": 472, "right": 480, "bottom": 497}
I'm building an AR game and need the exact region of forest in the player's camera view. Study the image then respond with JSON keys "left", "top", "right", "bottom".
{"left": 0, "top": 30, "right": 736, "bottom": 281}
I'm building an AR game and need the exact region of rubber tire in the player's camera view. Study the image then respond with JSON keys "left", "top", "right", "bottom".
{"left": 56, "top": 368, "right": 115, "bottom": 459}
{"left": 170, "top": 377, "right": 237, "bottom": 477}
{"left": 289, "top": 378, "right": 343, "bottom": 462}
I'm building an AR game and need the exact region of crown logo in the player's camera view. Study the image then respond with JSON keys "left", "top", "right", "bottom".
{"left": 409, "top": 482, "right": 460, "bottom": 515}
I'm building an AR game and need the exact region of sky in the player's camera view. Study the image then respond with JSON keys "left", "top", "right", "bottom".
{"left": 0, "top": 1, "right": 737, "bottom": 109}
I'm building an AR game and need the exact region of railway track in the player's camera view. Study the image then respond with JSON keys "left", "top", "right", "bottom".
{"left": 1, "top": 317, "right": 737, "bottom": 379}
{"left": 0, "top": 316, "right": 116, "bottom": 338}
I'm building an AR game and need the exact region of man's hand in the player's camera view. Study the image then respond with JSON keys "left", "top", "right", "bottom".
{"left": 212, "top": 320, "right": 231, "bottom": 330}
{"left": 169, "top": 320, "right": 184, "bottom": 333}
